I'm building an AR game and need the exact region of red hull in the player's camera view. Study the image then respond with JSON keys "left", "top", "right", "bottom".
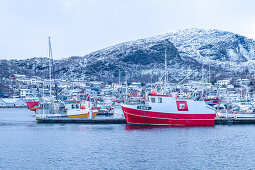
{"left": 26, "top": 102, "right": 39, "bottom": 109}
{"left": 122, "top": 106, "right": 215, "bottom": 126}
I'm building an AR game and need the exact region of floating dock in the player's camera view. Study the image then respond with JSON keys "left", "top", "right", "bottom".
{"left": 37, "top": 117, "right": 255, "bottom": 125}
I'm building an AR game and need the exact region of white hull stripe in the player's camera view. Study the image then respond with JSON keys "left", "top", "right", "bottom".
{"left": 127, "top": 122, "right": 186, "bottom": 126}
{"left": 124, "top": 111, "right": 215, "bottom": 121}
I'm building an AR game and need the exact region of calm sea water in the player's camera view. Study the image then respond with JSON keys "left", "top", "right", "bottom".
{"left": 1, "top": 108, "right": 255, "bottom": 169}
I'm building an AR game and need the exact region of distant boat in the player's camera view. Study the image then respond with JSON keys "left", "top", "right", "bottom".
{"left": 204, "top": 98, "right": 221, "bottom": 106}
{"left": 26, "top": 102, "right": 39, "bottom": 110}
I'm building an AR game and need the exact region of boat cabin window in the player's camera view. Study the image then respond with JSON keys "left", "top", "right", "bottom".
{"left": 76, "top": 104, "right": 79, "bottom": 109}
{"left": 158, "top": 98, "right": 162, "bottom": 103}
{"left": 72, "top": 104, "right": 75, "bottom": 109}
{"left": 151, "top": 97, "right": 155, "bottom": 103}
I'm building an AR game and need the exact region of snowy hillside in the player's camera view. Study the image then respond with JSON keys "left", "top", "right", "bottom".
{"left": 1, "top": 28, "right": 255, "bottom": 85}
{"left": 159, "top": 28, "right": 255, "bottom": 72}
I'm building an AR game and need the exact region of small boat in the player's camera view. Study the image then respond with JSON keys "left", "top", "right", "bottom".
{"left": 26, "top": 102, "right": 39, "bottom": 110}
{"left": 35, "top": 100, "right": 97, "bottom": 119}
{"left": 204, "top": 98, "right": 221, "bottom": 107}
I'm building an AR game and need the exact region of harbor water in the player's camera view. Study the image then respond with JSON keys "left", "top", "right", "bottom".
{"left": 1, "top": 108, "right": 255, "bottom": 169}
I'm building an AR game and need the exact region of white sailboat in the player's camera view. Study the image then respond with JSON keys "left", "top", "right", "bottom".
{"left": 35, "top": 37, "right": 95, "bottom": 119}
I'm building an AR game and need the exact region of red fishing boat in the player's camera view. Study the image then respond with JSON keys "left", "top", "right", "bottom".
{"left": 26, "top": 102, "right": 40, "bottom": 111}
{"left": 122, "top": 94, "right": 215, "bottom": 126}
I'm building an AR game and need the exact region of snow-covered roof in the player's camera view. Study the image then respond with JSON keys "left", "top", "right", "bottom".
{"left": 0, "top": 98, "right": 23, "bottom": 103}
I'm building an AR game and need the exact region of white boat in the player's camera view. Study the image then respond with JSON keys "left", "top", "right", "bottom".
{"left": 35, "top": 101, "right": 97, "bottom": 119}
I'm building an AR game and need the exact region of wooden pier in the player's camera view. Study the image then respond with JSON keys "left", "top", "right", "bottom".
{"left": 215, "top": 118, "right": 255, "bottom": 125}
{"left": 37, "top": 117, "right": 127, "bottom": 124}
{"left": 37, "top": 117, "right": 255, "bottom": 125}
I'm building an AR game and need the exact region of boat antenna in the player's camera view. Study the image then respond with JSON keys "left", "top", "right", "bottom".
{"left": 164, "top": 48, "right": 167, "bottom": 94}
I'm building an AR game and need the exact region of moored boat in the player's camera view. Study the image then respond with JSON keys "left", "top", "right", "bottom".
{"left": 35, "top": 100, "right": 97, "bottom": 119}
{"left": 122, "top": 94, "right": 216, "bottom": 126}
{"left": 26, "top": 101, "right": 39, "bottom": 110}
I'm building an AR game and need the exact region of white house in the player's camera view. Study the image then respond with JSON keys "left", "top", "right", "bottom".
{"left": 235, "top": 79, "right": 251, "bottom": 86}
{"left": 216, "top": 80, "right": 230, "bottom": 86}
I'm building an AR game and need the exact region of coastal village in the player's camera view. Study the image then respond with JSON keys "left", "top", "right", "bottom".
{"left": 1, "top": 73, "right": 255, "bottom": 119}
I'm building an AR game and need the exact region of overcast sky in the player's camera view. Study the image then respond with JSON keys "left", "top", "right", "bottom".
{"left": 1, "top": 0, "right": 255, "bottom": 60}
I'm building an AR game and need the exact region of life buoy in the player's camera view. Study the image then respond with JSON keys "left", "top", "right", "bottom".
{"left": 80, "top": 105, "right": 86, "bottom": 109}
{"left": 141, "top": 97, "right": 146, "bottom": 102}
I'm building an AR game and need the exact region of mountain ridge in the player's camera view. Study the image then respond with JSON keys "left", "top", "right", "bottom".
{"left": 1, "top": 28, "right": 255, "bottom": 85}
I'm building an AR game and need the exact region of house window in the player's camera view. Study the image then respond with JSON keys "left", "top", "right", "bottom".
{"left": 151, "top": 97, "right": 155, "bottom": 103}
{"left": 158, "top": 98, "right": 162, "bottom": 103}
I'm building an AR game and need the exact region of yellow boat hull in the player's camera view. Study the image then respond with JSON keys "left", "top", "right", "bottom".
{"left": 67, "top": 113, "right": 89, "bottom": 118}
{"left": 45, "top": 113, "right": 89, "bottom": 119}
{"left": 36, "top": 112, "right": 97, "bottom": 119}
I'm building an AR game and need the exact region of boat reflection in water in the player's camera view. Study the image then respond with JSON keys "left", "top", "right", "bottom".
{"left": 125, "top": 124, "right": 173, "bottom": 131}
{"left": 125, "top": 124, "right": 216, "bottom": 131}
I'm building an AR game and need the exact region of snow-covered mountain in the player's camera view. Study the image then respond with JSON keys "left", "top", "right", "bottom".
{"left": 1, "top": 28, "right": 255, "bottom": 84}
{"left": 161, "top": 28, "right": 255, "bottom": 72}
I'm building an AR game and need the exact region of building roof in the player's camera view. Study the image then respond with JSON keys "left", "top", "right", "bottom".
{"left": 0, "top": 98, "right": 24, "bottom": 103}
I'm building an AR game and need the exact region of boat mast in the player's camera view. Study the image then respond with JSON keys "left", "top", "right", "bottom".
{"left": 125, "top": 71, "right": 128, "bottom": 102}
{"left": 201, "top": 61, "right": 204, "bottom": 97}
{"left": 43, "top": 80, "right": 45, "bottom": 116}
{"left": 192, "top": 45, "right": 205, "bottom": 97}
{"left": 164, "top": 48, "right": 167, "bottom": 94}
{"left": 118, "top": 69, "right": 121, "bottom": 85}
{"left": 209, "top": 65, "right": 211, "bottom": 83}
{"left": 240, "top": 75, "right": 243, "bottom": 100}
{"left": 118, "top": 69, "right": 121, "bottom": 98}
{"left": 48, "top": 37, "right": 52, "bottom": 102}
